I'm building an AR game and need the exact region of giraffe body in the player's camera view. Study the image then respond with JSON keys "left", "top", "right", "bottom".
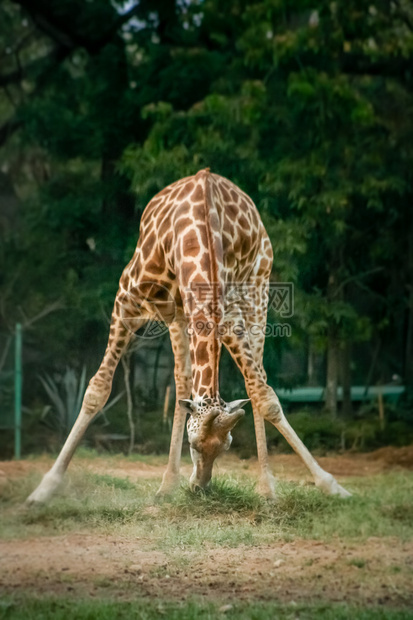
{"left": 27, "top": 169, "right": 350, "bottom": 504}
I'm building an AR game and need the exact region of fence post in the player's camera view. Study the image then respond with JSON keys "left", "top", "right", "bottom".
{"left": 14, "top": 323, "right": 22, "bottom": 460}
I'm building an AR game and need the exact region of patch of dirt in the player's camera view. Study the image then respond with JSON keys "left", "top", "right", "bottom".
{"left": 1, "top": 449, "right": 413, "bottom": 607}
{"left": 0, "top": 534, "right": 412, "bottom": 607}
{"left": 1, "top": 444, "right": 412, "bottom": 485}
{"left": 0, "top": 459, "right": 42, "bottom": 478}
{"left": 366, "top": 445, "right": 413, "bottom": 469}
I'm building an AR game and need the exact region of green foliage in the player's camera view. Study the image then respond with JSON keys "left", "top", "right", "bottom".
{"left": 277, "top": 411, "right": 346, "bottom": 452}
{"left": 266, "top": 409, "right": 413, "bottom": 453}
{"left": 39, "top": 366, "right": 87, "bottom": 438}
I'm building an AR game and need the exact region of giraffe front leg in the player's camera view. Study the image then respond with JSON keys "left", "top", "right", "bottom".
{"left": 26, "top": 377, "right": 114, "bottom": 505}
{"left": 156, "top": 321, "right": 191, "bottom": 497}
{"left": 156, "top": 402, "right": 187, "bottom": 497}
{"left": 26, "top": 307, "right": 138, "bottom": 505}
{"left": 252, "top": 410, "right": 277, "bottom": 500}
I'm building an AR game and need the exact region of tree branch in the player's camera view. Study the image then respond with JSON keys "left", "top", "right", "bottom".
{"left": 0, "top": 335, "right": 13, "bottom": 375}
{"left": 1, "top": 1, "right": 138, "bottom": 148}
{"left": 0, "top": 44, "right": 70, "bottom": 148}
{"left": 336, "top": 267, "right": 384, "bottom": 294}
{"left": 0, "top": 67, "right": 22, "bottom": 88}
{"left": 11, "top": 0, "right": 141, "bottom": 55}
{"left": 340, "top": 52, "right": 413, "bottom": 83}
{"left": 393, "top": 0, "right": 413, "bottom": 32}
{"left": 0, "top": 29, "right": 35, "bottom": 62}
{"left": 0, "top": 51, "right": 59, "bottom": 88}
{"left": 110, "top": 4, "right": 141, "bottom": 37}
{"left": 0, "top": 117, "right": 22, "bottom": 147}
{"left": 18, "top": 299, "right": 64, "bottom": 329}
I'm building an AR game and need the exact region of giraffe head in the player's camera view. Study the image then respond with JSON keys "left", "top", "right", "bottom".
{"left": 180, "top": 397, "right": 249, "bottom": 491}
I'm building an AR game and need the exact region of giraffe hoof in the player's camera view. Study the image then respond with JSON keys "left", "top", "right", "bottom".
{"left": 25, "top": 471, "right": 63, "bottom": 506}
{"left": 331, "top": 483, "right": 352, "bottom": 499}
{"left": 26, "top": 489, "right": 50, "bottom": 506}
{"left": 155, "top": 474, "right": 181, "bottom": 498}
{"left": 316, "top": 474, "right": 352, "bottom": 498}
{"left": 256, "top": 474, "right": 278, "bottom": 500}
{"left": 258, "top": 488, "right": 278, "bottom": 502}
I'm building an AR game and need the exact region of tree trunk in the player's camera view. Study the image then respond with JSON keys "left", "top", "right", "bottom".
{"left": 325, "top": 326, "right": 339, "bottom": 418}
{"left": 341, "top": 340, "right": 353, "bottom": 418}
{"left": 152, "top": 339, "right": 164, "bottom": 404}
{"left": 121, "top": 353, "right": 135, "bottom": 456}
{"left": 324, "top": 254, "right": 341, "bottom": 418}
{"left": 405, "top": 228, "right": 413, "bottom": 388}
{"left": 405, "top": 288, "right": 413, "bottom": 388}
{"left": 307, "top": 339, "right": 317, "bottom": 386}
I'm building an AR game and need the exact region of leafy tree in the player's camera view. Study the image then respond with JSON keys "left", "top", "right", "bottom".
{"left": 0, "top": 0, "right": 412, "bottom": 446}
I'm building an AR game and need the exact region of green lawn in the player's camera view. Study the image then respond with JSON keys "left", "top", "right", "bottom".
{"left": 1, "top": 456, "right": 412, "bottom": 619}
{"left": 1, "top": 467, "right": 412, "bottom": 543}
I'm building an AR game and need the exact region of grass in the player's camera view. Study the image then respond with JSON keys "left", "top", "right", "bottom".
{"left": 1, "top": 467, "right": 413, "bottom": 544}
{"left": 1, "top": 456, "right": 413, "bottom": 617}
{"left": 1, "top": 598, "right": 413, "bottom": 620}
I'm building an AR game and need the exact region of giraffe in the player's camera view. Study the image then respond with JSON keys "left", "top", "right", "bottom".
{"left": 27, "top": 169, "right": 351, "bottom": 504}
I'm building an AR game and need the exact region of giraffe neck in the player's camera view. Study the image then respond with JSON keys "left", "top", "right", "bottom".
{"left": 181, "top": 169, "right": 224, "bottom": 402}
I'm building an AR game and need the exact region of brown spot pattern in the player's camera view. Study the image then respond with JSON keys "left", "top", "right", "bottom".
{"left": 92, "top": 170, "right": 273, "bottom": 408}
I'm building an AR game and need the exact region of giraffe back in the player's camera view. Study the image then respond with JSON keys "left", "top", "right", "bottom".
{"left": 120, "top": 169, "right": 273, "bottom": 322}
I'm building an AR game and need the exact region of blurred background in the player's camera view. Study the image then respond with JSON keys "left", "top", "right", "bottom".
{"left": 1, "top": 0, "right": 412, "bottom": 459}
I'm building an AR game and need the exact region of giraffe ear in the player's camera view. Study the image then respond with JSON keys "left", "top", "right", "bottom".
{"left": 227, "top": 399, "right": 250, "bottom": 413}
{"left": 179, "top": 399, "right": 195, "bottom": 414}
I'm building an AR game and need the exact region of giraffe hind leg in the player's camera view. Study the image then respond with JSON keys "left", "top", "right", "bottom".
{"left": 222, "top": 307, "right": 277, "bottom": 499}
{"left": 264, "top": 398, "right": 352, "bottom": 498}
{"left": 223, "top": 308, "right": 351, "bottom": 499}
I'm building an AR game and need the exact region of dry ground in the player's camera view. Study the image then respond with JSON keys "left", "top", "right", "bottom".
{"left": 1, "top": 448, "right": 413, "bottom": 611}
